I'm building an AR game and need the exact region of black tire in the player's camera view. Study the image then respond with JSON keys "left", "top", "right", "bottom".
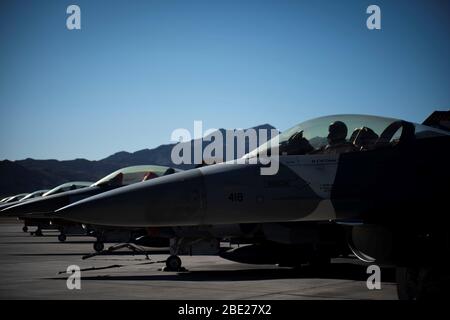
{"left": 166, "top": 255, "right": 182, "bottom": 271}
{"left": 22, "top": 226, "right": 28, "bottom": 233}
{"left": 35, "top": 229, "right": 43, "bottom": 237}
{"left": 58, "top": 234, "right": 67, "bottom": 242}
{"left": 93, "top": 241, "right": 104, "bottom": 252}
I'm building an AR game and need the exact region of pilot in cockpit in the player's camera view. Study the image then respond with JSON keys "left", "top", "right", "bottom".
{"left": 322, "top": 121, "right": 357, "bottom": 154}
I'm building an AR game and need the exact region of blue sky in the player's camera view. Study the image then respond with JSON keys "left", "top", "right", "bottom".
{"left": 1, "top": 0, "right": 449, "bottom": 160}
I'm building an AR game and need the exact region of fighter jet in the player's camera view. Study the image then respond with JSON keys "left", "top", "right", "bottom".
{"left": 2, "top": 165, "right": 179, "bottom": 246}
{"left": 0, "top": 190, "right": 49, "bottom": 214}
{"left": 2, "top": 181, "right": 92, "bottom": 235}
{"left": 20, "top": 189, "right": 50, "bottom": 201}
{"left": 56, "top": 112, "right": 450, "bottom": 299}
{"left": 42, "top": 181, "right": 93, "bottom": 197}
{"left": 0, "top": 193, "right": 29, "bottom": 206}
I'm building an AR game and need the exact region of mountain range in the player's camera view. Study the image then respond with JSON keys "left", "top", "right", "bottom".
{"left": 0, "top": 124, "right": 277, "bottom": 197}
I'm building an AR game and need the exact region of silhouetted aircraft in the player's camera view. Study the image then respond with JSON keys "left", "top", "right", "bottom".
{"left": 20, "top": 190, "right": 50, "bottom": 202}
{"left": 0, "top": 190, "right": 49, "bottom": 213}
{"left": 0, "top": 193, "right": 29, "bottom": 207}
{"left": 2, "top": 182, "right": 92, "bottom": 234}
{"left": 2, "top": 165, "right": 179, "bottom": 248}
{"left": 56, "top": 112, "right": 450, "bottom": 300}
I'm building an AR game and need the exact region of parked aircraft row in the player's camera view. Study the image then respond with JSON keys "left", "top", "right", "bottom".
{"left": 1, "top": 111, "right": 449, "bottom": 300}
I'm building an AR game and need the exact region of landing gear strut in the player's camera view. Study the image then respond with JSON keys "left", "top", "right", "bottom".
{"left": 163, "top": 237, "right": 189, "bottom": 272}
{"left": 162, "top": 237, "right": 219, "bottom": 272}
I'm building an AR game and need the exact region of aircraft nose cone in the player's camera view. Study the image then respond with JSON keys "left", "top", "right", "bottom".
{"left": 1, "top": 196, "right": 64, "bottom": 217}
{"left": 56, "top": 169, "right": 205, "bottom": 227}
{"left": 1, "top": 187, "right": 100, "bottom": 218}
{"left": 55, "top": 189, "right": 138, "bottom": 226}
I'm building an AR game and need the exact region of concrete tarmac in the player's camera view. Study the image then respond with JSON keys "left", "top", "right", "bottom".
{"left": 0, "top": 218, "right": 397, "bottom": 299}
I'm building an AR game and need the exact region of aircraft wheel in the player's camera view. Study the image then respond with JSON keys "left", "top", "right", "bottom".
{"left": 396, "top": 266, "right": 450, "bottom": 300}
{"left": 58, "top": 234, "right": 67, "bottom": 242}
{"left": 93, "top": 241, "right": 104, "bottom": 252}
{"left": 22, "top": 226, "right": 28, "bottom": 233}
{"left": 166, "top": 255, "right": 182, "bottom": 271}
{"left": 35, "top": 229, "right": 43, "bottom": 237}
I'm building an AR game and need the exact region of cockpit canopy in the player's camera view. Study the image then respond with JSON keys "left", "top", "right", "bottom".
{"left": 2, "top": 193, "right": 29, "bottom": 203}
{"left": 43, "top": 182, "right": 93, "bottom": 197}
{"left": 0, "top": 197, "right": 13, "bottom": 203}
{"left": 93, "top": 165, "right": 179, "bottom": 188}
{"left": 20, "top": 190, "right": 49, "bottom": 202}
{"left": 246, "top": 114, "right": 449, "bottom": 157}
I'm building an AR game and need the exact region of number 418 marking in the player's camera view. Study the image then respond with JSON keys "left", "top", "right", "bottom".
{"left": 228, "top": 192, "right": 243, "bottom": 202}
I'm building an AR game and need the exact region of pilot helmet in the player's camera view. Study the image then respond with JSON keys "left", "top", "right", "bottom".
{"left": 327, "top": 121, "right": 348, "bottom": 144}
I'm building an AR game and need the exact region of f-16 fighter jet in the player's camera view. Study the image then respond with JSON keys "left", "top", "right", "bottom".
{"left": 42, "top": 182, "right": 92, "bottom": 197}
{"left": 20, "top": 190, "right": 50, "bottom": 202}
{"left": 56, "top": 113, "right": 450, "bottom": 299}
{"left": 0, "top": 190, "right": 49, "bottom": 214}
{"left": 2, "top": 182, "right": 92, "bottom": 235}
{"left": 0, "top": 193, "right": 29, "bottom": 208}
{"left": 2, "top": 166, "right": 179, "bottom": 247}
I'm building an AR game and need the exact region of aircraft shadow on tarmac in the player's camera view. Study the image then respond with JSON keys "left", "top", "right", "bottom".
{"left": 48, "top": 263, "right": 396, "bottom": 283}
{"left": 10, "top": 252, "right": 96, "bottom": 256}
{"left": 5, "top": 240, "right": 94, "bottom": 245}
{"left": 10, "top": 250, "right": 170, "bottom": 257}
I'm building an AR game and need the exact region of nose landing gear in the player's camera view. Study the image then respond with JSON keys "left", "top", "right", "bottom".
{"left": 165, "top": 255, "right": 182, "bottom": 271}
{"left": 162, "top": 237, "right": 194, "bottom": 272}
